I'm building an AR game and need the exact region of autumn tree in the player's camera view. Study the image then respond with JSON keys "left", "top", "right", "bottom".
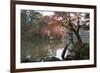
{"left": 54, "top": 12, "right": 90, "bottom": 59}
{"left": 41, "top": 14, "right": 67, "bottom": 39}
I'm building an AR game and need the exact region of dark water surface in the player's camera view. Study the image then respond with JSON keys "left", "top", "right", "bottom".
{"left": 21, "top": 31, "right": 89, "bottom": 62}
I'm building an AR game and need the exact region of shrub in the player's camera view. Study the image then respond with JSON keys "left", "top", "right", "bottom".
{"left": 68, "top": 43, "right": 89, "bottom": 60}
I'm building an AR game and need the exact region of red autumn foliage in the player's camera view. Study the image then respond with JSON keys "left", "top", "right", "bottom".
{"left": 41, "top": 15, "right": 67, "bottom": 39}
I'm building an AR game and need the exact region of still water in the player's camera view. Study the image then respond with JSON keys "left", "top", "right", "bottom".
{"left": 21, "top": 31, "right": 89, "bottom": 62}
{"left": 21, "top": 37, "right": 67, "bottom": 62}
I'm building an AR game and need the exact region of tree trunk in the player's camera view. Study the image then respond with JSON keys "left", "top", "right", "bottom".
{"left": 74, "top": 32, "right": 83, "bottom": 59}
{"left": 61, "top": 42, "right": 70, "bottom": 60}
{"left": 75, "top": 32, "right": 83, "bottom": 46}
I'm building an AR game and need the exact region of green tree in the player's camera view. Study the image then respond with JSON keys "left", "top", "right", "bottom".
{"left": 21, "top": 10, "right": 47, "bottom": 40}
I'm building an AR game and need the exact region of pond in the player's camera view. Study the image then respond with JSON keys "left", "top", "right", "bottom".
{"left": 21, "top": 31, "right": 89, "bottom": 63}
{"left": 21, "top": 38, "right": 68, "bottom": 62}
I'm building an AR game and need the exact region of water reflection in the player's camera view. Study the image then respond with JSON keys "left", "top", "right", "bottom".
{"left": 21, "top": 31, "right": 89, "bottom": 63}
{"left": 21, "top": 38, "right": 67, "bottom": 63}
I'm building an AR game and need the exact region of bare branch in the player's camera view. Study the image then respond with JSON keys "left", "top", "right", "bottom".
{"left": 60, "top": 23, "right": 71, "bottom": 30}
{"left": 68, "top": 19, "right": 76, "bottom": 32}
